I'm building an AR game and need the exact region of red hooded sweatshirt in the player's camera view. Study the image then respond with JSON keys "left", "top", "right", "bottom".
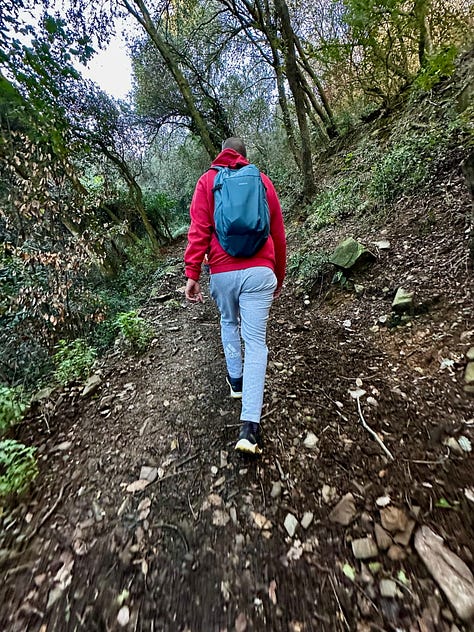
{"left": 184, "top": 148, "right": 286, "bottom": 289}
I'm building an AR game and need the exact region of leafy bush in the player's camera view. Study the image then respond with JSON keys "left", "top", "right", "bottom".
{"left": 288, "top": 250, "right": 330, "bottom": 282}
{"left": 0, "top": 386, "right": 27, "bottom": 435}
{"left": 414, "top": 47, "right": 458, "bottom": 92}
{"left": 368, "top": 125, "right": 457, "bottom": 203}
{"left": 114, "top": 310, "right": 154, "bottom": 353}
{"left": 0, "top": 439, "right": 38, "bottom": 498}
{"left": 53, "top": 338, "right": 97, "bottom": 385}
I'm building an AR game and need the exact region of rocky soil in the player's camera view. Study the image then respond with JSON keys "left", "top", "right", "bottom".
{"left": 1, "top": 142, "right": 474, "bottom": 631}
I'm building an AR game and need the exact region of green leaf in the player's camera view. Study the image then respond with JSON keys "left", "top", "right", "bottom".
{"left": 435, "top": 497, "right": 452, "bottom": 509}
{"left": 342, "top": 563, "right": 356, "bottom": 581}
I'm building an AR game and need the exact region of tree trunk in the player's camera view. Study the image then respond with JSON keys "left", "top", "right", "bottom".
{"left": 98, "top": 141, "right": 162, "bottom": 253}
{"left": 274, "top": 0, "right": 315, "bottom": 199}
{"left": 414, "top": 0, "right": 433, "bottom": 67}
{"left": 122, "top": 0, "right": 219, "bottom": 159}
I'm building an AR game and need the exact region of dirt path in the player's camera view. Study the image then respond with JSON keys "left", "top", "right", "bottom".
{"left": 1, "top": 164, "right": 473, "bottom": 631}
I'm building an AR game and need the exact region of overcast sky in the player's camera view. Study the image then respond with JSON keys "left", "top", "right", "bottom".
{"left": 80, "top": 38, "right": 133, "bottom": 101}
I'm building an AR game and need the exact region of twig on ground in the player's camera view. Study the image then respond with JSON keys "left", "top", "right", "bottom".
{"left": 154, "top": 468, "right": 198, "bottom": 485}
{"left": 329, "top": 576, "right": 350, "bottom": 631}
{"left": 275, "top": 458, "right": 286, "bottom": 480}
{"left": 260, "top": 407, "right": 276, "bottom": 420}
{"left": 188, "top": 494, "right": 198, "bottom": 521}
{"left": 27, "top": 484, "right": 65, "bottom": 541}
{"left": 356, "top": 397, "right": 394, "bottom": 461}
{"left": 153, "top": 522, "right": 189, "bottom": 552}
{"left": 176, "top": 453, "right": 199, "bottom": 469}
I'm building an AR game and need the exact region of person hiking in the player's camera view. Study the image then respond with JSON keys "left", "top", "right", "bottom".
{"left": 184, "top": 137, "right": 286, "bottom": 454}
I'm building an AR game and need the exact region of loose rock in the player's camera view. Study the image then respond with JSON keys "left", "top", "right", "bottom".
{"left": 352, "top": 537, "right": 378, "bottom": 560}
{"left": 329, "top": 493, "right": 357, "bottom": 526}
{"left": 414, "top": 526, "right": 474, "bottom": 622}
{"left": 284, "top": 513, "right": 298, "bottom": 537}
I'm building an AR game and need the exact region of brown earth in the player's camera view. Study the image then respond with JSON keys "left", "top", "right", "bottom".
{"left": 1, "top": 145, "right": 474, "bottom": 631}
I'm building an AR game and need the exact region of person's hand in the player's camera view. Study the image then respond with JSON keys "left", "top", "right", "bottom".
{"left": 185, "top": 278, "right": 204, "bottom": 303}
{"left": 273, "top": 286, "right": 282, "bottom": 300}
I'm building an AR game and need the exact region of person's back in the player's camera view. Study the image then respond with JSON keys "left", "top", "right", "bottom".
{"left": 184, "top": 137, "right": 286, "bottom": 454}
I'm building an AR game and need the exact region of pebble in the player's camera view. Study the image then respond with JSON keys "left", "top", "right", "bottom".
{"left": 303, "top": 432, "right": 318, "bottom": 449}
{"left": 374, "top": 523, "right": 392, "bottom": 551}
{"left": 300, "top": 512, "right": 313, "bottom": 530}
{"left": 380, "top": 579, "right": 398, "bottom": 598}
{"left": 352, "top": 537, "right": 378, "bottom": 560}
{"left": 387, "top": 544, "right": 406, "bottom": 561}
{"left": 270, "top": 481, "right": 282, "bottom": 498}
{"left": 117, "top": 606, "right": 130, "bottom": 627}
{"left": 284, "top": 513, "right": 298, "bottom": 537}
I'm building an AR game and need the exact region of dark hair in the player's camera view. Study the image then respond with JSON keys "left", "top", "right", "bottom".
{"left": 222, "top": 137, "right": 247, "bottom": 158}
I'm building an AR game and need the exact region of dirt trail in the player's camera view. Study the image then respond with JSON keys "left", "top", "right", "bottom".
{"left": 1, "top": 163, "right": 473, "bottom": 632}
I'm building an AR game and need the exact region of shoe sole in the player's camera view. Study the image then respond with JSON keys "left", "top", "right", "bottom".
{"left": 226, "top": 377, "right": 242, "bottom": 399}
{"left": 235, "top": 438, "right": 262, "bottom": 455}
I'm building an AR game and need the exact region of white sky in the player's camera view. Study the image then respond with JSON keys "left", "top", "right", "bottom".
{"left": 80, "top": 38, "right": 133, "bottom": 101}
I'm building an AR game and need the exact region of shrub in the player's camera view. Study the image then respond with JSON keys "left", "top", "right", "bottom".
{"left": 288, "top": 250, "right": 330, "bottom": 282}
{"left": 114, "top": 310, "right": 154, "bottom": 353}
{"left": 53, "top": 338, "right": 97, "bottom": 385}
{"left": 0, "top": 386, "right": 27, "bottom": 435}
{"left": 0, "top": 439, "right": 38, "bottom": 498}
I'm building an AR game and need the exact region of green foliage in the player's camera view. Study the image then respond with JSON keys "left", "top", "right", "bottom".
{"left": 288, "top": 249, "right": 330, "bottom": 282}
{"left": 114, "top": 311, "right": 154, "bottom": 353}
{"left": 53, "top": 339, "right": 97, "bottom": 385}
{"left": 0, "top": 439, "right": 38, "bottom": 498}
{"left": 0, "top": 386, "right": 27, "bottom": 435}
{"left": 369, "top": 124, "right": 457, "bottom": 203}
{"left": 414, "top": 47, "right": 458, "bottom": 92}
{"left": 143, "top": 190, "right": 184, "bottom": 237}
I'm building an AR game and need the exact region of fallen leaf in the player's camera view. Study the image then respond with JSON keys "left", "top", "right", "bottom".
{"left": 126, "top": 479, "right": 150, "bottom": 493}
{"left": 342, "top": 563, "right": 356, "bottom": 581}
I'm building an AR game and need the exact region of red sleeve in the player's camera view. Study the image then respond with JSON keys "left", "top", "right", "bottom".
{"left": 262, "top": 174, "right": 286, "bottom": 288}
{"left": 184, "top": 172, "right": 214, "bottom": 281}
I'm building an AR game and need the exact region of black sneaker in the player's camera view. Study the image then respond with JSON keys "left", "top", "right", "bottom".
{"left": 226, "top": 374, "right": 243, "bottom": 399}
{"left": 235, "top": 422, "right": 263, "bottom": 455}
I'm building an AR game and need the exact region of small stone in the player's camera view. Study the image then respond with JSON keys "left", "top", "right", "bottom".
{"left": 374, "top": 240, "right": 390, "bottom": 250}
{"left": 117, "top": 606, "right": 130, "bottom": 627}
{"left": 354, "top": 284, "right": 365, "bottom": 295}
{"left": 284, "top": 513, "right": 298, "bottom": 537}
{"left": 300, "top": 512, "right": 314, "bottom": 530}
{"left": 53, "top": 441, "right": 72, "bottom": 452}
{"left": 271, "top": 481, "right": 282, "bottom": 499}
{"left": 392, "top": 288, "right": 414, "bottom": 313}
{"left": 375, "top": 495, "right": 391, "bottom": 508}
{"left": 443, "top": 437, "right": 464, "bottom": 456}
{"left": 81, "top": 374, "right": 102, "bottom": 397}
{"left": 374, "top": 523, "right": 392, "bottom": 550}
{"left": 380, "top": 579, "right": 398, "bottom": 598}
{"left": 139, "top": 466, "right": 158, "bottom": 483}
{"left": 321, "top": 484, "right": 337, "bottom": 504}
{"left": 303, "top": 432, "right": 318, "bottom": 449}
{"left": 352, "top": 537, "right": 378, "bottom": 560}
{"left": 387, "top": 545, "right": 406, "bottom": 561}
{"left": 394, "top": 518, "right": 416, "bottom": 546}
{"left": 329, "top": 493, "right": 357, "bottom": 526}
{"left": 380, "top": 506, "right": 408, "bottom": 533}
{"left": 464, "top": 362, "right": 474, "bottom": 384}
{"left": 466, "top": 347, "right": 474, "bottom": 361}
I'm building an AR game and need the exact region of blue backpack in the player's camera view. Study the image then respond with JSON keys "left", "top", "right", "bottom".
{"left": 212, "top": 164, "right": 270, "bottom": 258}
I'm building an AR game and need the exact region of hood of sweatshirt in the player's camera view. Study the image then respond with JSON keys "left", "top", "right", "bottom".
{"left": 211, "top": 148, "right": 249, "bottom": 169}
